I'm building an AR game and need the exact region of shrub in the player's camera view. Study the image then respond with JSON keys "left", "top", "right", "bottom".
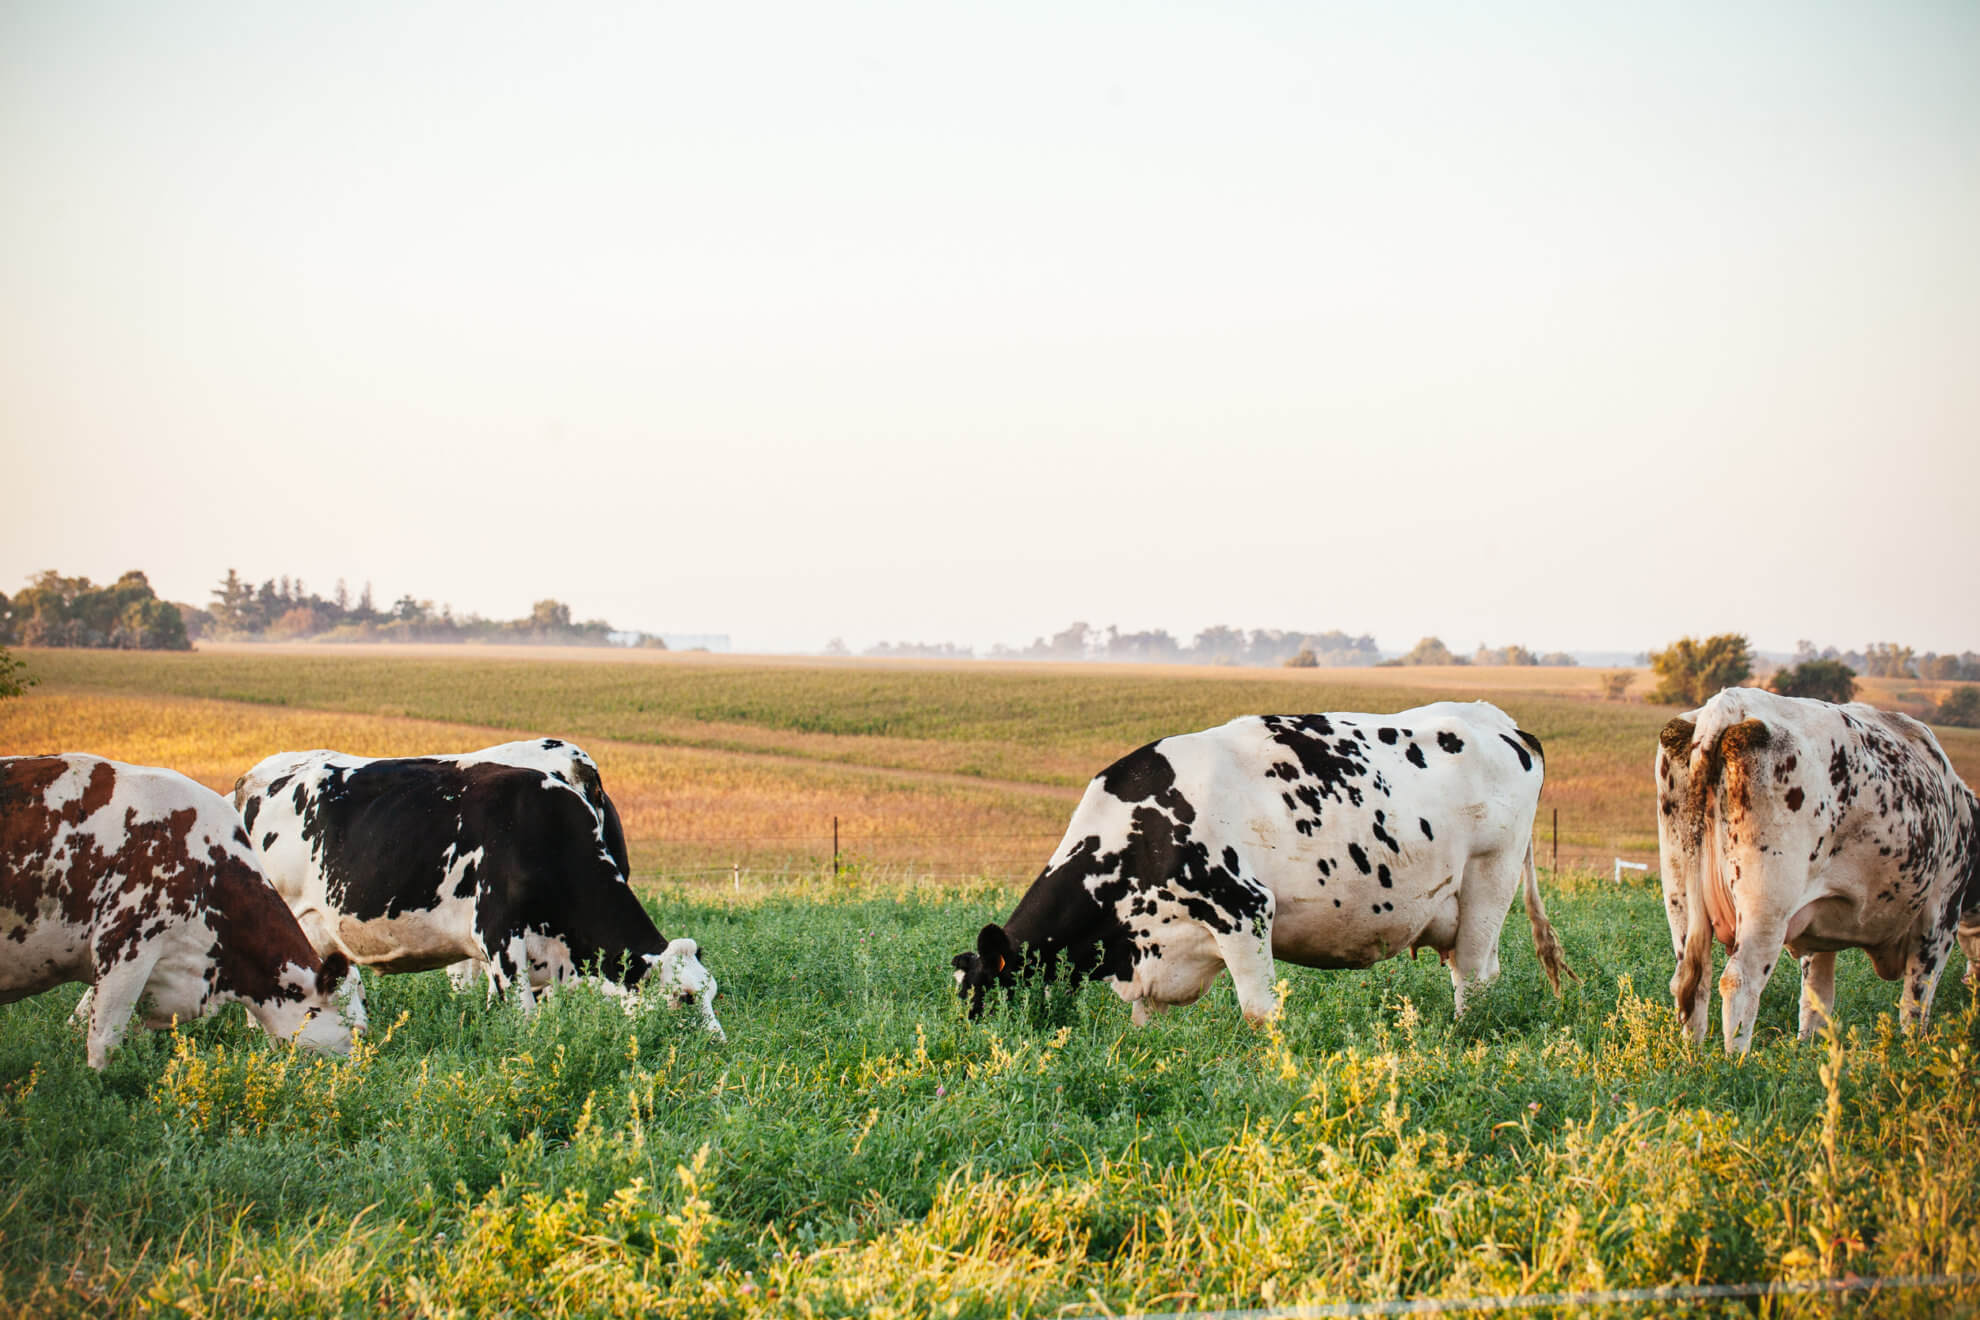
{"left": 1283, "top": 648, "right": 1318, "bottom": 669}
{"left": 1932, "top": 685, "right": 1980, "bottom": 729}
{"left": 1769, "top": 659, "right": 1857, "bottom": 704}
{"left": 0, "top": 647, "right": 30, "bottom": 699}
{"left": 1648, "top": 634, "right": 1752, "bottom": 706}
{"left": 1600, "top": 671, "right": 1632, "bottom": 701}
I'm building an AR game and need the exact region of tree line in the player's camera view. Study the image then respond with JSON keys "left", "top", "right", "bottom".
{"left": 0, "top": 569, "right": 661, "bottom": 652}
{"left": 1649, "top": 633, "right": 1980, "bottom": 728}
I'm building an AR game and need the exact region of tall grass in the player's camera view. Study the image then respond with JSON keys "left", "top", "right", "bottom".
{"left": 2, "top": 879, "right": 1976, "bottom": 1317}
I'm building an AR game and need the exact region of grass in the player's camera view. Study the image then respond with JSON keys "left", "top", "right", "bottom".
{"left": 4, "top": 648, "right": 1979, "bottom": 1315}
{"left": 2, "top": 876, "right": 1977, "bottom": 1317}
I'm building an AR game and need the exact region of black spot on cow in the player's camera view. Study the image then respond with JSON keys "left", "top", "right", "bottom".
{"left": 1377, "top": 864, "right": 1392, "bottom": 888}
{"left": 1378, "top": 727, "right": 1398, "bottom": 745}
{"left": 1406, "top": 743, "right": 1426, "bottom": 770}
{"left": 1100, "top": 744, "right": 1196, "bottom": 824}
{"left": 1348, "top": 843, "right": 1371, "bottom": 875}
{"left": 1437, "top": 731, "right": 1464, "bottom": 755}
{"left": 1372, "top": 817, "right": 1400, "bottom": 854}
{"left": 1419, "top": 818, "right": 1434, "bottom": 840}
{"left": 1786, "top": 787, "right": 1805, "bottom": 812}
{"left": 241, "top": 796, "right": 262, "bottom": 833}
{"left": 261, "top": 832, "right": 278, "bottom": 852}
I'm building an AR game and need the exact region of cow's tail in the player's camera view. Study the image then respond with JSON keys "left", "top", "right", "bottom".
{"left": 1673, "top": 690, "right": 1767, "bottom": 1018}
{"left": 1521, "top": 838, "right": 1576, "bottom": 993}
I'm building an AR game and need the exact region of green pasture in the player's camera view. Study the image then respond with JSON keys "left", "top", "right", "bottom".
{"left": 3, "top": 877, "right": 1977, "bottom": 1317}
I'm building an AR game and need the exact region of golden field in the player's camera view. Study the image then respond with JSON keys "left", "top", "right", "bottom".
{"left": 3, "top": 645, "right": 1975, "bottom": 881}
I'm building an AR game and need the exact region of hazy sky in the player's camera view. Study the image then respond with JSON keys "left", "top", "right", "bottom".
{"left": 5, "top": 1, "right": 1976, "bottom": 654}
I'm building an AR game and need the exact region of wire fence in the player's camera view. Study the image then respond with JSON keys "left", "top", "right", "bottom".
{"left": 1084, "top": 1271, "right": 1980, "bottom": 1319}
{"left": 631, "top": 817, "right": 1660, "bottom": 887}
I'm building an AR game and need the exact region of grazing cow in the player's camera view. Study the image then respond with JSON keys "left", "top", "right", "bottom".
{"left": 951, "top": 702, "right": 1571, "bottom": 1024}
{"left": 233, "top": 739, "right": 723, "bottom": 1038}
{"left": 1, "top": 754, "right": 361, "bottom": 1069}
{"left": 1657, "top": 688, "right": 1980, "bottom": 1053}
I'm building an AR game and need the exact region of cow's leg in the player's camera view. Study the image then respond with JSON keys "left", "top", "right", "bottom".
{"left": 1130, "top": 998, "right": 1166, "bottom": 1027}
{"left": 85, "top": 947, "right": 162, "bottom": 1070}
{"left": 1899, "top": 928, "right": 1955, "bottom": 1033}
{"left": 1718, "top": 915, "right": 1789, "bottom": 1054}
{"left": 70, "top": 986, "right": 95, "bottom": 1033}
{"left": 1449, "top": 849, "right": 1523, "bottom": 1016}
{"left": 1213, "top": 924, "right": 1279, "bottom": 1025}
{"left": 1957, "top": 914, "right": 1980, "bottom": 990}
{"left": 1796, "top": 952, "right": 1837, "bottom": 1041}
{"left": 493, "top": 933, "right": 537, "bottom": 1012}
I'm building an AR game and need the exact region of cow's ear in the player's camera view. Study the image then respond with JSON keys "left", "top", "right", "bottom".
{"left": 977, "top": 924, "right": 1012, "bottom": 976}
{"left": 952, "top": 953, "right": 976, "bottom": 973}
{"left": 316, "top": 951, "right": 350, "bottom": 993}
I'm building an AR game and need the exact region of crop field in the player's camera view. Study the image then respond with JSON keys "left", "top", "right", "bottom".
{"left": 2, "top": 648, "right": 1979, "bottom": 1316}
{"left": 17, "top": 647, "right": 1975, "bottom": 875}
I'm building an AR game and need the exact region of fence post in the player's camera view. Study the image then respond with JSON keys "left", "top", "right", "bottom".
{"left": 833, "top": 815, "right": 840, "bottom": 879}
{"left": 732, "top": 861, "right": 739, "bottom": 893}
{"left": 1551, "top": 808, "right": 1558, "bottom": 876}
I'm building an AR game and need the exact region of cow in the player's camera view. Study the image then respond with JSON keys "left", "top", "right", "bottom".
{"left": 1, "top": 754, "right": 362, "bottom": 1069}
{"left": 232, "top": 738, "right": 724, "bottom": 1039}
{"left": 1657, "top": 688, "right": 1980, "bottom": 1053}
{"left": 951, "top": 702, "right": 1572, "bottom": 1025}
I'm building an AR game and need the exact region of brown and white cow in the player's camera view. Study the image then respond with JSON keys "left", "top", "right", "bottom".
{"left": 1657, "top": 688, "right": 1980, "bottom": 1053}
{"left": 1, "top": 754, "right": 363, "bottom": 1069}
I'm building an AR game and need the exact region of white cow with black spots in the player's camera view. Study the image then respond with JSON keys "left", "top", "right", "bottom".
{"left": 1657, "top": 688, "right": 1980, "bottom": 1053}
{"left": 952, "top": 702, "right": 1572, "bottom": 1025}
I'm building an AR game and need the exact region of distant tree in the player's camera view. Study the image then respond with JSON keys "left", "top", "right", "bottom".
{"left": 1649, "top": 633, "right": 1753, "bottom": 706}
{"left": 1283, "top": 647, "right": 1318, "bottom": 668}
{"left": 1769, "top": 659, "right": 1858, "bottom": 704}
{"left": 822, "top": 637, "right": 849, "bottom": 656}
{"left": 530, "top": 599, "right": 574, "bottom": 632}
{"left": 1862, "top": 642, "right": 1917, "bottom": 679}
{"left": 393, "top": 595, "right": 428, "bottom": 624}
{"left": 0, "top": 646, "right": 31, "bottom": 699}
{"left": 1933, "top": 686, "right": 1980, "bottom": 729}
{"left": 0, "top": 589, "right": 13, "bottom": 645}
{"left": 1599, "top": 671, "right": 1633, "bottom": 701}
{"left": 1538, "top": 651, "right": 1578, "bottom": 667}
{"left": 1399, "top": 636, "right": 1456, "bottom": 666}
{"left": 10, "top": 570, "right": 189, "bottom": 651}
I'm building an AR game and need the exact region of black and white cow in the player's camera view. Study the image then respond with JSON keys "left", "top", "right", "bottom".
{"left": 2, "top": 754, "right": 362, "bottom": 1068}
{"left": 952, "top": 702, "right": 1571, "bottom": 1024}
{"left": 1658, "top": 688, "right": 1980, "bottom": 1053}
{"left": 233, "top": 739, "right": 723, "bottom": 1037}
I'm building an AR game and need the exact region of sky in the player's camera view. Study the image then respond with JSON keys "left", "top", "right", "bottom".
{"left": 3, "top": 1, "right": 1976, "bottom": 656}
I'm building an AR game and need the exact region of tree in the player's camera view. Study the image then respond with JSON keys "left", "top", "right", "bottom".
{"left": 1283, "top": 647, "right": 1318, "bottom": 668}
{"left": 0, "top": 646, "right": 31, "bottom": 699}
{"left": 1932, "top": 686, "right": 1980, "bottom": 729}
{"left": 1770, "top": 659, "right": 1858, "bottom": 704}
{"left": 1399, "top": 636, "right": 1456, "bottom": 666}
{"left": 530, "top": 599, "right": 574, "bottom": 632}
{"left": 1862, "top": 642, "right": 1917, "bottom": 679}
{"left": 1649, "top": 634, "right": 1753, "bottom": 706}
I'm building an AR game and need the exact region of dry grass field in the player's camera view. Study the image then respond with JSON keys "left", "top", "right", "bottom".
{"left": 4, "top": 645, "right": 1976, "bottom": 880}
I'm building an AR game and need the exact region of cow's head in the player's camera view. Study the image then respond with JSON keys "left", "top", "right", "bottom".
{"left": 640, "top": 938, "right": 725, "bottom": 1041}
{"left": 253, "top": 951, "right": 364, "bottom": 1056}
{"left": 951, "top": 923, "right": 1019, "bottom": 1018}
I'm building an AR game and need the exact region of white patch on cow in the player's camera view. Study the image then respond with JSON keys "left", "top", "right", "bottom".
{"left": 645, "top": 940, "right": 725, "bottom": 1040}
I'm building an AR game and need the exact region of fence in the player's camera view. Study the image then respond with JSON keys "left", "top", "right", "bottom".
{"left": 629, "top": 812, "right": 1661, "bottom": 887}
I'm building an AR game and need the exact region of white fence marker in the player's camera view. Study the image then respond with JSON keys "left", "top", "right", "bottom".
{"left": 1614, "top": 858, "right": 1649, "bottom": 884}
